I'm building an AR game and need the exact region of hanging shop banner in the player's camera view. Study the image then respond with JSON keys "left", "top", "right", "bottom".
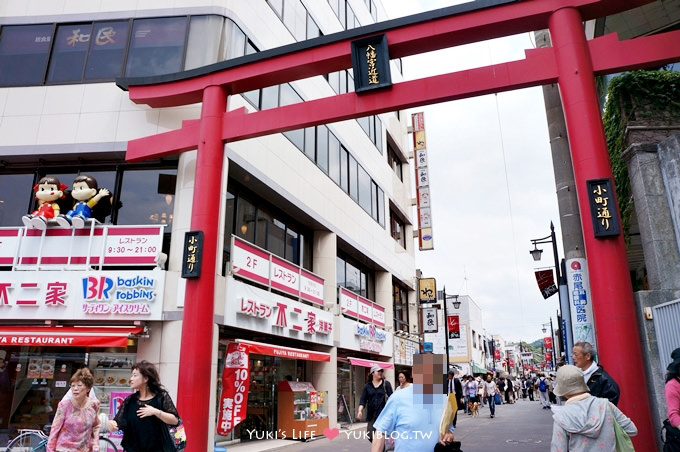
{"left": 565, "top": 258, "right": 597, "bottom": 347}
{"left": 586, "top": 178, "right": 621, "bottom": 238}
{"left": 421, "top": 307, "right": 438, "bottom": 333}
{"left": 544, "top": 337, "right": 553, "bottom": 350}
{"left": 447, "top": 315, "right": 460, "bottom": 339}
{"left": 494, "top": 349, "right": 501, "bottom": 360}
{"left": 534, "top": 269, "right": 558, "bottom": 299}
{"left": 412, "top": 112, "right": 434, "bottom": 251}
{"left": 230, "top": 236, "right": 324, "bottom": 305}
{"left": 338, "top": 287, "right": 385, "bottom": 327}
{"left": 217, "top": 343, "right": 251, "bottom": 436}
{"left": 418, "top": 277, "right": 436, "bottom": 303}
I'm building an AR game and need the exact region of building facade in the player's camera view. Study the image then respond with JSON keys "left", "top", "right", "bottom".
{"left": 0, "top": 0, "right": 418, "bottom": 447}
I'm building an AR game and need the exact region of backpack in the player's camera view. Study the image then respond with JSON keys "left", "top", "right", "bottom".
{"left": 538, "top": 379, "right": 547, "bottom": 392}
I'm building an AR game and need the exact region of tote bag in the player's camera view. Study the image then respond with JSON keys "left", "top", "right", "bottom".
{"left": 610, "top": 407, "right": 635, "bottom": 452}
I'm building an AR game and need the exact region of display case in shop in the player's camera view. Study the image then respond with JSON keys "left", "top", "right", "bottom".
{"left": 90, "top": 352, "right": 135, "bottom": 409}
{"left": 277, "top": 381, "right": 328, "bottom": 440}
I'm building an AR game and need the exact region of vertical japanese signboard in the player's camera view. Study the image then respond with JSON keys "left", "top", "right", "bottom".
{"left": 586, "top": 178, "right": 620, "bottom": 237}
{"left": 412, "top": 112, "right": 434, "bottom": 250}
{"left": 565, "top": 258, "right": 597, "bottom": 348}
{"left": 447, "top": 315, "right": 460, "bottom": 339}
{"left": 181, "top": 231, "right": 203, "bottom": 278}
{"left": 217, "top": 343, "right": 250, "bottom": 436}
{"left": 418, "top": 277, "right": 436, "bottom": 303}
{"left": 350, "top": 34, "right": 392, "bottom": 93}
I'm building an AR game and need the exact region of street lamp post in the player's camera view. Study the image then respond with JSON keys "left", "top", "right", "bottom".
{"left": 442, "top": 286, "right": 459, "bottom": 371}
{"left": 530, "top": 221, "right": 572, "bottom": 364}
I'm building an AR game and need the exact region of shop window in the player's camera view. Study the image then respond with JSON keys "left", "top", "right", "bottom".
{"left": 47, "top": 23, "right": 92, "bottom": 83}
{"left": 0, "top": 174, "right": 35, "bottom": 226}
{"left": 328, "top": 134, "right": 341, "bottom": 184}
{"left": 222, "top": 19, "right": 246, "bottom": 60}
{"left": 0, "top": 24, "right": 53, "bottom": 86}
{"left": 307, "top": 14, "right": 321, "bottom": 40}
{"left": 387, "top": 139, "right": 403, "bottom": 180}
{"left": 235, "top": 195, "right": 257, "bottom": 244}
{"left": 339, "top": 148, "right": 349, "bottom": 192}
{"left": 358, "top": 166, "right": 372, "bottom": 214}
{"left": 269, "top": 218, "right": 286, "bottom": 258}
{"left": 377, "top": 187, "right": 385, "bottom": 227}
{"left": 185, "top": 15, "right": 224, "bottom": 70}
{"left": 84, "top": 21, "right": 130, "bottom": 80}
{"left": 390, "top": 209, "right": 405, "bottom": 248}
{"left": 261, "top": 85, "right": 279, "bottom": 111}
{"left": 226, "top": 186, "right": 311, "bottom": 270}
{"left": 316, "top": 126, "right": 329, "bottom": 174}
{"left": 125, "top": 17, "right": 188, "bottom": 78}
{"left": 393, "top": 283, "right": 409, "bottom": 333}
{"left": 348, "top": 155, "right": 358, "bottom": 202}
{"left": 337, "top": 254, "right": 373, "bottom": 300}
{"left": 304, "top": 127, "right": 316, "bottom": 160}
{"left": 267, "top": 0, "right": 284, "bottom": 19}
{"left": 116, "top": 169, "right": 177, "bottom": 226}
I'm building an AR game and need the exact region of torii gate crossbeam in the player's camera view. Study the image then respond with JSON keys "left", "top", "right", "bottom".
{"left": 117, "top": 0, "right": 680, "bottom": 450}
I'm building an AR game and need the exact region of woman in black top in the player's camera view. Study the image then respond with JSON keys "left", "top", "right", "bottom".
{"left": 107, "top": 360, "right": 180, "bottom": 452}
{"left": 357, "top": 365, "right": 393, "bottom": 443}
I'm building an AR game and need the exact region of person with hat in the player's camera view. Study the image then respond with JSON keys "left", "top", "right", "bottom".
{"left": 663, "top": 347, "right": 680, "bottom": 450}
{"left": 358, "top": 364, "right": 393, "bottom": 444}
{"left": 550, "top": 364, "right": 637, "bottom": 452}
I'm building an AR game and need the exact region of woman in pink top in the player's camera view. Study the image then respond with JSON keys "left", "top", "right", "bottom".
{"left": 666, "top": 348, "right": 680, "bottom": 430}
{"left": 47, "top": 368, "right": 100, "bottom": 452}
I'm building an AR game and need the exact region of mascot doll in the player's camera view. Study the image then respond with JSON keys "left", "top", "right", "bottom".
{"left": 21, "top": 176, "right": 67, "bottom": 230}
{"left": 56, "top": 175, "right": 110, "bottom": 228}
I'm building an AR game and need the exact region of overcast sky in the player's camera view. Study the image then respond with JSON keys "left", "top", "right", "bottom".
{"left": 384, "top": 0, "right": 563, "bottom": 344}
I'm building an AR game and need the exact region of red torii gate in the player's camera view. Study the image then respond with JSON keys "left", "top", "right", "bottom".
{"left": 118, "top": 0, "right": 680, "bottom": 449}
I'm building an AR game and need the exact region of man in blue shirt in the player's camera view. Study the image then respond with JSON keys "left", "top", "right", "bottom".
{"left": 371, "top": 354, "right": 456, "bottom": 452}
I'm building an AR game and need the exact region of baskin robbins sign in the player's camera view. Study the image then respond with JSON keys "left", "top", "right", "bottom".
{"left": 0, "top": 270, "right": 164, "bottom": 321}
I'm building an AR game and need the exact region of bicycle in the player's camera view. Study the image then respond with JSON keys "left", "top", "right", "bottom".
{"left": 6, "top": 428, "right": 119, "bottom": 452}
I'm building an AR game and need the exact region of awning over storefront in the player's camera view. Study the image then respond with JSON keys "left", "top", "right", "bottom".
{"left": 0, "top": 326, "right": 144, "bottom": 347}
{"left": 348, "top": 357, "right": 394, "bottom": 369}
{"left": 235, "top": 339, "right": 331, "bottom": 362}
{"left": 472, "top": 363, "right": 489, "bottom": 374}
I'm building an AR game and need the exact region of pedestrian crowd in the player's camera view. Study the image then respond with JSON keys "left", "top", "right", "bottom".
{"left": 365, "top": 341, "right": 680, "bottom": 452}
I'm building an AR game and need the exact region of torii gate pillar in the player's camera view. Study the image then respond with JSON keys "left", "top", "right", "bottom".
{"left": 550, "top": 7, "right": 655, "bottom": 446}
{"left": 176, "top": 85, "right": 227, "bottom": 451}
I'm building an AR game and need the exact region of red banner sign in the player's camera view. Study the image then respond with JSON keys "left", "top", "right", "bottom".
{"left": 545, "top": 352, "right": 552, "bottom": 361}
{"left": 494, "top": 349, "right": 501, "bottom": 360}
{"left": 509, "top": 360, "right": 515, "bottom": 367}
{"left": 544, "top": 337, "right": 553, "bottom": 350}
{"left": 535, "top": 269, "right": 558, "bottom": 299}
{"left": 447, "top": 315, "right": 460, "bottom": 339}
{"left": 217, "top": 343, "right": 251, "bottom": 436}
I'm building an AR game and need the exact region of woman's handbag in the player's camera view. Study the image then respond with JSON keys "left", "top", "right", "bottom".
{"left": 167, "top": 418, "right": 187, "bottom": 452}
{"left": 610, "top": 407, "right": 635, "bottom": 452}
{"left": 494, "top": 393, "right": 502, "bottom": 405}
{"left": 662, "top": 418, "right": 680, "bottom": 452}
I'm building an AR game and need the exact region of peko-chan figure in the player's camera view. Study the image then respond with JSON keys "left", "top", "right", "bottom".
{"left": 56, "top": 174, "right": 110, "bottom": 228}
{"left": 21, "top": 176, "right": 67, "bottom": 230}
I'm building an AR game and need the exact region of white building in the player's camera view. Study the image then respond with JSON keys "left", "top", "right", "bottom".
{"left": 446, "top": 295, "right": 488, "bottom": 375}
{"left": 0, "top": 0, "right": 418, "bottom": 447}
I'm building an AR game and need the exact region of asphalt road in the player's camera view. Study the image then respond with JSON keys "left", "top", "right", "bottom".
{"left": 230, "top": 397, "right": 555, "bottom": 452}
